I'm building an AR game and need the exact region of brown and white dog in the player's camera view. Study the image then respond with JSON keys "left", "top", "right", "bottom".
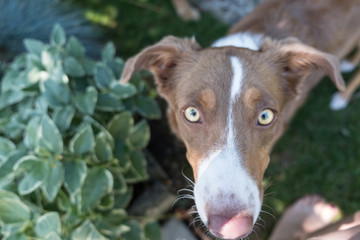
{"left": 121, "top": 0, "right": 360, "bottom": 239}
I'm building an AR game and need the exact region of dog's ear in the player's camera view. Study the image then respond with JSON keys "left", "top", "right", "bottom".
{"left": 261, "top": 37, "right": 345, "bottom": 96}
{"left": 120, "top": 36, "right": 200, "bottom": 96}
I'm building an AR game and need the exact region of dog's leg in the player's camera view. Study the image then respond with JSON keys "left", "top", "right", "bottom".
{"left": 340, "top": 47, "right": 360, "bottom": 73}
{"left": 171, "top": 0, "right": 200, "bottom": 21}
{"left": 330, "top": 70, "right": 360, "bottom": 110}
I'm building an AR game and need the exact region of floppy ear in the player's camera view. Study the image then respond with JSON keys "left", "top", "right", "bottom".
{"left": 261, "top": 37, "right": 345, "bottom": 96}
{"left": 120, "top": 36, "right": 200, "bottom": 96}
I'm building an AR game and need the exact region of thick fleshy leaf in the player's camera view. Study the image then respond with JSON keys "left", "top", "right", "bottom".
{"left": 0, "top": 150, "right": 25, "bottom": 182}
{"left": 96, "top": 93, "right": 124, "bottom": 112}
{"left": 24, "top": 117, "right": 40, "bottom": 150}
{"left": 45, "top": 232, "right": 62, "bottom": 240}
{"left": 110, "top": 82, "right": 137, "bottom": 99}
{"left": 94, "top": 64, "right": 114, "bottom": 89}
{"left": 114, "top": 141, "right": 131, "bottom": 172}
{"left": 106, "top": 58, "right": 124, "bottom": 79}
{"left": 95, "top": 132, "right": 113, "bottom": 162}
{"left": 69, "top": 125, "right": 95, "bottom": 155}
{"left": 63, "top": 56, "right": 85, "bottom": 77}
{"left": 35, "top": 212, "right": 61, "bottom": 237}
{"left": 14, "top": 156, "right": 49, "bottom": 195}
{"left": 81, "top": 167, "right": 113, "bottom": 212}
{"left": 64, "top": 160, "right": 87, "bottom": 204}
{"left": 144, "top": 221, "right": 162, "bottom": 240}
{"left": 122, "top": 220, "right": 144, "bottom": 240}
{"left": 114, "top": 186, "right": 133, "bottom": 209}
{"left": 107, "top": 112, "right": 133, "bottom": 141}
{"left": 71, "top": 220, "right": 108, "bottom": 240}
{"left": 41, "top": 161, "right": 64, "bottom": 202}
{"left": 66, "top": 36, "right": 85, "bottom": 59}
{"left": 42, "top": 80, "right": 71, "bottom": 108}
{"left": 0, "top": 137, "right": 16, "bottom": 162}
{"left": 50, "top": 24, "right": 66, "bottom": 46}
{"left": 0, "top": 91, "right": 26, "bottom": 111}
{"left": 37, "top": 116, "right": 63, "bottom": 155}
{"left": 125, "top": 151, "right": 148, "bottom": 183}
{"left": 24, "top": 39, "right": 46, "bottom": 58}
{"left": 135, "top": 96, "right": 161, "bottom": 119}
{"left": 52, "top": 106, "right": 75, "bottom": 132}
{"left": 128, "top": 120, "right": 150, "bottom": 149}
{"left": 0, "top": 190, "right": 31, "bottom": 223}
{"left": 101, "top": 42, "right": 116, "bottom": 62}
{"left": 74, "top": 86, "right": 98, "bottom": 115}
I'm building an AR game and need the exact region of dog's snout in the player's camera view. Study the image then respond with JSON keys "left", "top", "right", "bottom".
{"left": 208, "top": 212, "right": 253, "bottom": 239}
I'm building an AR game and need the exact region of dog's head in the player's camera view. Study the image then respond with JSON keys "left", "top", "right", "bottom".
{"left": 121, "top": 36, "right": 344, "bottom": 239}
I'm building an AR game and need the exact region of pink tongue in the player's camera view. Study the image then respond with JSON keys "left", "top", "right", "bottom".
{"left": 209, "top": 214, "right": 253, "bottom": 239}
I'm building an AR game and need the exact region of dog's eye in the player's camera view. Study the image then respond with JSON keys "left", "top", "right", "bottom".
{"left": 257, "top": 109, "right": 274, "bottom": 126}
{"left": 184, "top": 106, "right": 201, "bottom": 123}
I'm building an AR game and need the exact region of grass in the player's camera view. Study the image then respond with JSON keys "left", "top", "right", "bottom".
{"left": 73, "top": 0, "right": 360, "bottom": 238}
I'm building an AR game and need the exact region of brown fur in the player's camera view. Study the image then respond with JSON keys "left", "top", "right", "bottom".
{"left": 120, "top": 0, "right": 360, "bottom": 234}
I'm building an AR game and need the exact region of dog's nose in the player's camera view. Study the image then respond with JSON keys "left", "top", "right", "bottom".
{"left": 208, "top": 213, "right": 253, "bottom": 239}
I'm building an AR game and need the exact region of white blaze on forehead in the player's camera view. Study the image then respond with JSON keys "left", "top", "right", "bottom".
{"left": 228, "top": 56, "right": 244, "bottom": 147}
{"left": 229, "top": 57, "right": 244, "bottom": 103}
{"left": 212, "top": 32, "right": 264, "bottom": 51}
{"left": 194, "top": 56, "right": 261, "bottom": 227}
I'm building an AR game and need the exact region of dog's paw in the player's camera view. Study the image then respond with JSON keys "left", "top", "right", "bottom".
{"left": 330, "top": 92, "right": 348, "bottom": 110}
{"left": 340, "top": 60, "right": 355, "bottom": 73}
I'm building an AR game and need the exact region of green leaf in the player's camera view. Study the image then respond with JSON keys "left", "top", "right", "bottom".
{"left": 95, "top": 132, "right": 113, "bottom": 162}
{"left": 107, "top": 112, "right": 133, "bottom": 141}
{"left": 71, "top": 220, "right": 108, "bottom": 240}
{"left": 50, "top": 24, "right": 66, "bottom": 46}
{"left": 66, "top": 36, "right": 85, "bottom": 59}
{"left": 114, "top": 141, "right": 131, "bottom": 172}
{"left": 24, "top": 117, "right": 40, "bottom": 150}
{"left": 101, "top": 42, "right": 116, "bottom": 62}
{"left": 69, "top": 125, "right": 95, "bottom": 155}
{"left": 96, "top": 93, "right": 124, "bottom": 112}
{"left": 53, "top": 106, "right": 75, "bottom": 132}
{"left": 45, "top": 232, "right": 62, "bottom": 240}
{"left": 81, "top": 167, "right": 113, "bottom": 212}
{"left": 42, "top": 80, "right": 71, "bottom": 108}
{"left": 112, "top": 168, "right": 127, "bottom": 194}
{"left": 37, "top": 116, "right": 63, "bottom": 155}
{"left": 41, "top": 161, "right": 64, "bottom": 202}
{"left": 64, "top": 160, "right": 87, "bottom": 204}
{"left": 74, "top": 86, "right": 98, "bottom": 115}
{"left": 82, "top": 58, "right": 96, "bottom": 75}
{"left": 125, "top": 151, "right": 148, "bottom": 183}
{"left": 122, "top": 220, "right": 144, "bottom": 240}
{"left": 0, "top": 190, "right": 31, "bottom": 223}
{"left": 114, "top": 186, "right": 133, "bottom": 209}
{"left": 35, "top": 212, "right": 61, "bottom": 237}
{"left": 0, "top": 137, "right": 16, "bottom": 162}
{"left": 106, "top": 58, "right": 124, "bottom": 79}
{"left": 144, "top": 221, "right": 162, "bottom": 240}
{"left": 110, "top": 82, "right": 137, "bottom": 99}
{"left": 56, "top": 190, "right": 72, "bottom": 212}
{"left": 63, "top": 56, "right": 85, "bottom": 77}
{"left": 0, "top": 150, "right": 25, "bottom": 183}
{"left": 105, "top": 209, "right": 127, "bottom": 226}
{"left": 14, "top": 156, "right": 49, "bottom": 195}
{"left": 94, "top": 63, "right": 114, "bottom": 89}
{"left": 24, "top": 39, "right": 46, "bottom": 58}
{"left": 135, "top": 96, "right": 162, "bottom": 119}
{"left": 128, "top": 120, "right": 150, "bottom": 149}
{"left": 0, "top": 90, "right": 26, "bottom": 111}
{"left": 1, "top": 221, "right": 28, "bottom": 239}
